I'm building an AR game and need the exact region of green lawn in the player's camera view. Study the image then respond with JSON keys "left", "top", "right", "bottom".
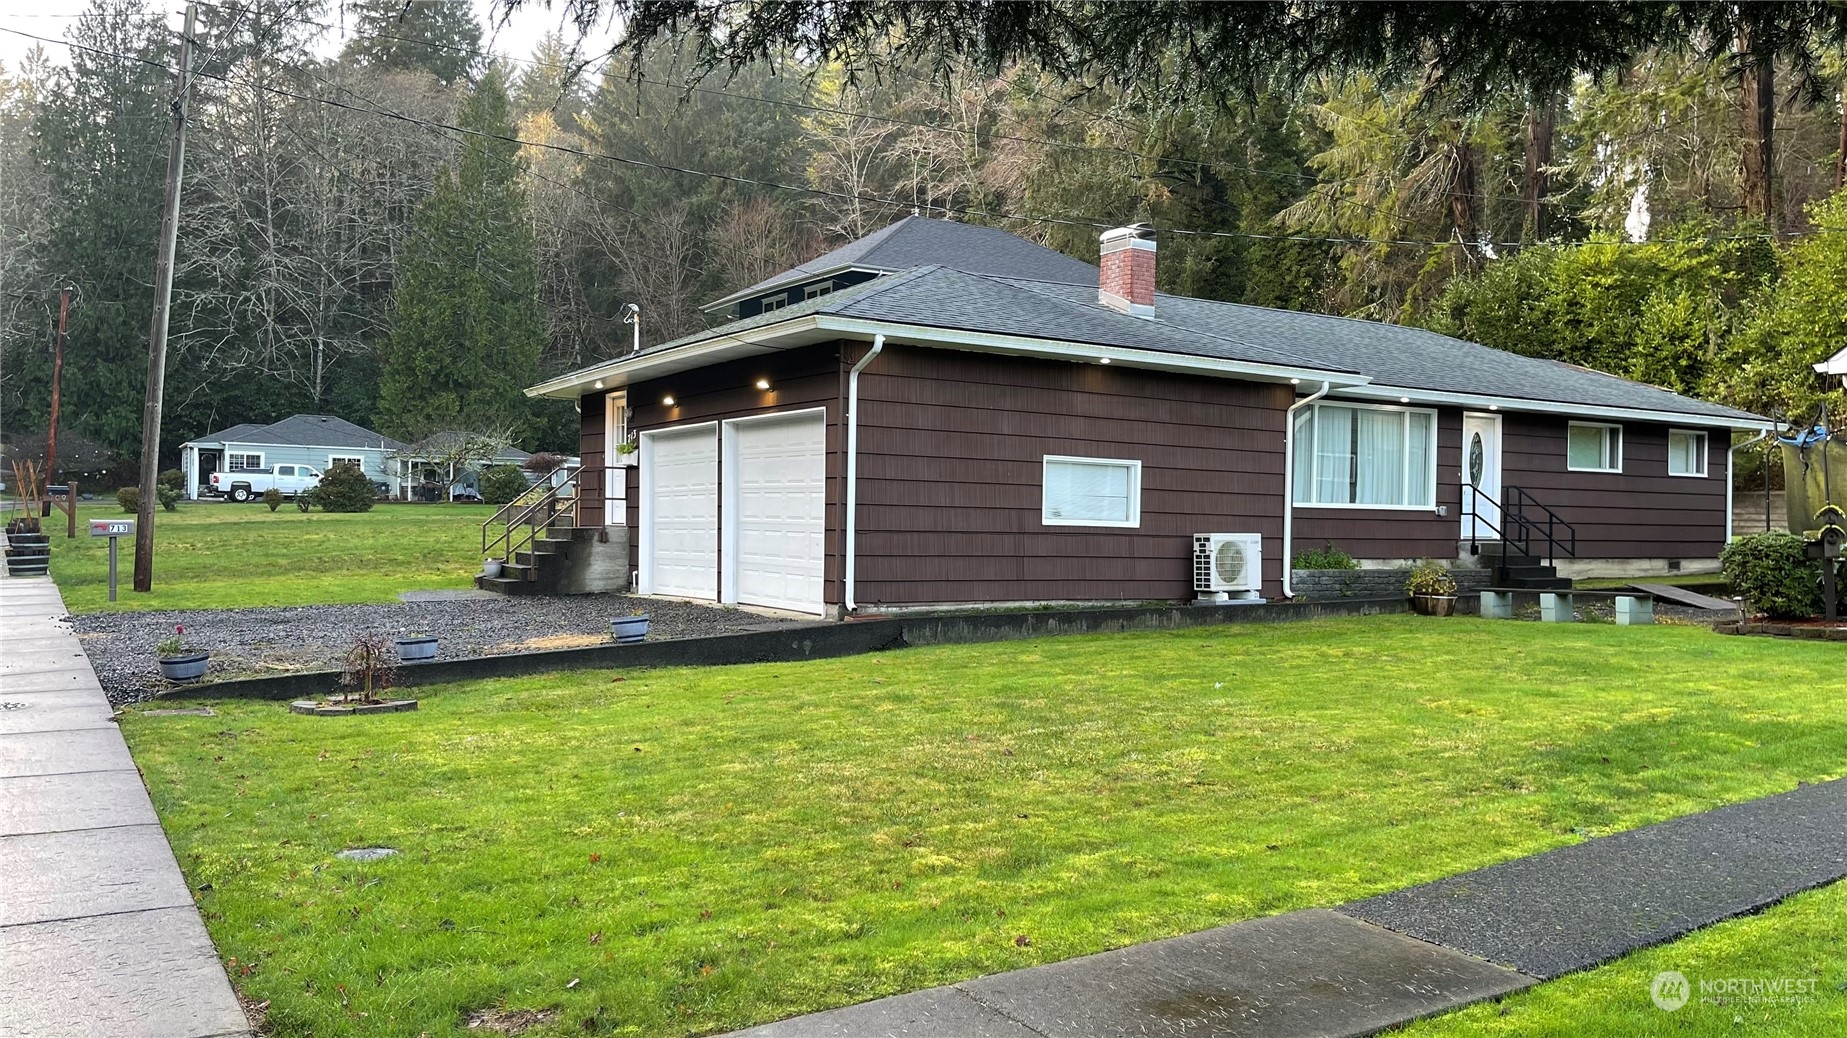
{"left": 45, "top": 501, "right": 494, "bottom": 613}
{"left": 121, "top": 617, "right": 1844, "bottom": 1037}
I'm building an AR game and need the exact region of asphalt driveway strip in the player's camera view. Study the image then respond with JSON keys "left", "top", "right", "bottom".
{"left": 725, "top": 778, "right": 1847, "bottom": 1038}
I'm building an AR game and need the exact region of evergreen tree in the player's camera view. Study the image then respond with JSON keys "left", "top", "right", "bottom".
{"left": 24, "top": 0, "right": 174, "bottom": 456}
{"left": 376, "top": 67, "right": 545, "bottom": 442}
{"left": 340, "top": 0, "right": 482, "bottom": 86}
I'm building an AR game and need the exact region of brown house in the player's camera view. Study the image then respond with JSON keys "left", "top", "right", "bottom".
{"left": 526, "top": 217, "right": 1765, "bottom": 616}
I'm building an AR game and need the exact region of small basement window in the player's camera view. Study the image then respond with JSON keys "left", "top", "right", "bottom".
{"left": 1042, "top": 455, "right": 1141, "bottom": 528}
{"left": 227, "top": 452, "right": 264, "bottom": 470}
{"left": 1567, "top": 422, "right": 1623, "bottom": 472}
{"left": 1667, "top": 429, "right": 1708, "bottom": 477}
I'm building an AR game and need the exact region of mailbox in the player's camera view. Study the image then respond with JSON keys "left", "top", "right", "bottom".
{"left": 89, "top": 519, "right": 135, "bottom": 538}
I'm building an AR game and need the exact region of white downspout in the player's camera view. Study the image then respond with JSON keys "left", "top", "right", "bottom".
{"left": 844, "top": 334, "right": 886, "bottom": 614}
{"left": 1282, "top": 380, "right": 1332, "bottom": 599}
{"left": 1727, "top": 428, "right": 1772, "bottom": 543}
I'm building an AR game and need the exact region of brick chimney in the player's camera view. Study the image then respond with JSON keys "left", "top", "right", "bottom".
{"left": 1098, "top": 223, "right": 1156, "bottom": 316}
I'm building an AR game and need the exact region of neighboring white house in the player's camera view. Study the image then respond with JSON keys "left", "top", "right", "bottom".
{"left": 179, "top": 415, "right": 404, "bottom": 500}
{"left": 1817, "top": 346, "right": 1847, "bottom": 389}
{"left": 391, "top": 432, "right": 536, "bottom": 502}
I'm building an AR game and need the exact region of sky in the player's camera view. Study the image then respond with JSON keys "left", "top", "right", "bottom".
{"left": 0, "top": 1, "right": 616, "bottom": 73}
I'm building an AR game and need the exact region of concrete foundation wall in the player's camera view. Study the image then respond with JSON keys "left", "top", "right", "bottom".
{"left": 554, "top": 526, "right": 632, "bottom": 594}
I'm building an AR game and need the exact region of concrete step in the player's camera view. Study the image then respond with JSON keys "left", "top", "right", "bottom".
{"left": 1503, "top": 576, "right": 1574, "bottom": 590}
{"left": 1497, "top": 564, "right": 1558, "bottom": 581}
{"left": 475, "top": 574, "right": 547, "bottom": 596}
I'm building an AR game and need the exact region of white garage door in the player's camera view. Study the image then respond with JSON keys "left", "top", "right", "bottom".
{"left": 729, "top": 412, "right": 826, "bottom": 613}
{"left": 642, "top": 424, "right": 718, "bottom": 600}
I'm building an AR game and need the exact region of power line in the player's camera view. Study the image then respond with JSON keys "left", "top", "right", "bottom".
{"left": 1, "top": 23, "right": 1834, "bottom": 251}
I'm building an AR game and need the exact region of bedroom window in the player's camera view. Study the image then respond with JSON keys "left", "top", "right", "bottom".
{"left": 1667, "top": 429, "right": 1708, "bottom": 477}
{"left": 1042, "top": 455, "right": 1141, "bottom": 527}
{"left": 1291, "top": 403, "right": 1436, "bottom": 509}
{"left": 226, "top": 452, "right": 264, "bottom": 470}
{"left": 1568, "top": 422, "right": 1623, "bottom": 473}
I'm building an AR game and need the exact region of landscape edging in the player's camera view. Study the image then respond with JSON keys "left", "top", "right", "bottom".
{"left": 163, "top": 595, "right": 1411, "bottom": 701}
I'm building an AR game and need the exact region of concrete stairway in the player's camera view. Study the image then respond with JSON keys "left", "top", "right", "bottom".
{"left": 477, "top": 512, "right": 630, "bottom": 596}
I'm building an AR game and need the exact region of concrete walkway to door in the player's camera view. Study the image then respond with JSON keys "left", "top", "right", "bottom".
{"left": 0, "top": 571, "right": 250, "bottom": 1038}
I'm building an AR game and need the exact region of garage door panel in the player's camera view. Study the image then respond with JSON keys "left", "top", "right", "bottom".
{"left": 646, "top": 426, "right": 718, "bottom": 600}
{"left": 732, "top": 413, "right": 826, "bottom": 613}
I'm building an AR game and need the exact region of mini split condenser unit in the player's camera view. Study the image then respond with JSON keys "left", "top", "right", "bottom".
{"left": 1194, "top": 533, "right": 1263, "bottom": 601}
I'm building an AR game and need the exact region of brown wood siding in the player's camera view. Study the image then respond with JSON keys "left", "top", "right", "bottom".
{"left": 853, "top": 345, "right": 1291, "bottom": 605}
{"left": 1294, "top": 408, "right": 1463, "bottom": 561}
{"left": 1502, "top": 415, "right": 1727, "bottom": 559}
{"left": 623, "top": 343, "right": 848, "bottom": 604}
{"left": 575, "top": 390, "right": 605, "bottom": 526}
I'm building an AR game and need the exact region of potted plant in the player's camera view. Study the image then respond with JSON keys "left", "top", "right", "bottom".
{"left": 394, "top": 634, "right": 438, "bottom": 662}
{"left": 611, "top": 610, "right": 650, "bottom": 644}
{"left": 482, "top": 557, "right": 505, "bottom": 579}
{"left": 156, "top": 625, "right": 210, "bottom": 682}
{"left": 1405, "top": 563, "right": 1460, "bottom": 616}
{"left": 615, "top": 439, "right": 638, "bottom": 464}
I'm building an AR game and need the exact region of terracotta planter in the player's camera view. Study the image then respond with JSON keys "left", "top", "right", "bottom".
{"left": 1410, "top": 594, "right": 1457, "bottom": 617}
{"left": 395, "top": 636, "right": 438, "bottom": 662}
{"left": 157, "top": 653, "right": 210, "bottom": 682}
{"left": 611, "top": 614, "right": 650, "bottom": 644}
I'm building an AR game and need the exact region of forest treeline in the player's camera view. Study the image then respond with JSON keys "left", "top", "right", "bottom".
{"left": 1, "top": 0, "right": 1843, "bottom": 469}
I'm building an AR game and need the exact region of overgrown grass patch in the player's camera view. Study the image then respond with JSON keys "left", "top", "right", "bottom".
{"left": 48, "top": 502, "right": 494, "bottom": 613}
{"left": 122, "top": 617, "right": 1845, "bottom": 1037}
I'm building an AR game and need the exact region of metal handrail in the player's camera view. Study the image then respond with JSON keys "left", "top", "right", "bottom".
{"left": 481, "top": 464, "right": 582, "bottom": 577}
{"left": 1461, "top": 482, "right": 1578, "bottom": 575}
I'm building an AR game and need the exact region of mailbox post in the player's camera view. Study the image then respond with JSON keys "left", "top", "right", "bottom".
{"left": 89, "top": 519, "right": 135, "bottom": 602}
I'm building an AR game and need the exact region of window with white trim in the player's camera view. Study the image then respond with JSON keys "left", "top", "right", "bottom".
{"left": 760, "top": 295, "right": 789, "bottom": 312}
{"left": 227, "top": 452, "right": 264, "bottom": 470}
{"left": 1567, "top": 422, "right": 1623, "bottom": 472}
{"left": 1666, "top": 429, "right": 1708, "bottom": 477}
{"left": 329, "top": 455, "right": 365, "bottom": 472}
{"left": 803, "top": 283, "right": 834, "bottom": 300}
{"left": 1042, "top": 455, "right": 1142, "bottom": 527}
{"left": 1291, "top": 403, "right": 1436, "bottom": 508}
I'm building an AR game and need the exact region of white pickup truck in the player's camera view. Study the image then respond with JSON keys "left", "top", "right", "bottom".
{"left": 210, "top": 464, "right": 323, "bottom": 502}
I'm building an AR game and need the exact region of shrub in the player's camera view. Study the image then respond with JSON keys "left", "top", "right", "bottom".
{"left": 1405, "top": 562, "right": 1458, "bottom": 597}
{"left": 340, "top": 634, "right": 397, "bottom": 702}
{"left": 156, "top": 485, "right": 179, "bottom": 512}
{"left": 479, "top": 464, "right": 530, "bottom": 504}
{"left": 295, "top": 488, "right": 315, "bottom": 512}
{"left": 116, "top": 486, "right": 139, "bottom": 513}
{"left": 1720, "top": 531, "right": 1843, "bottom": 619}
{"left": 263, "top": 487, "right": 283, "bottom": 512}
{"left": 157, "top": 469, "right": 184, "bottom": 491}
{"left": 521, "top": 451, "right": 566, "bottom": 476}
{"left": 313, "top": 462, "right": 375, "bottom": 512}
{"left": 1293, "top": 542, "right": 1358, "bottom": 570}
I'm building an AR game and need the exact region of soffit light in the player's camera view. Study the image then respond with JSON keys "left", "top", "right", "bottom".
{"left": 755, "top": 378, "right": 771, "bottom": 390}
{"left": 594, "top": 379, "right": 604, "bottom": 389}
{"left": 1099, "top": 357, "right": 1111, "bottom": 365}
{"left": 662, "top": 395, "right": 676, "bottom": 406}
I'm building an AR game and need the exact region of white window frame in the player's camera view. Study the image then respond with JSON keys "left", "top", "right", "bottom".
{"left": 803, "top": 283, "right": 833, "bottom": 300}
{"left": 328, "top": 454, "right": 366, "bottom": 472}
{"left": 226, "top": 451, "right": 264, "bottom": 470}
{"left": 1666, "top": 429, "right": 1708, "bottom": 478}
{"left": 1567, "top": 421, "right": 1624, "bottom": 473}
{"left": 1292, "top": 401, "right": 1439, "bottom": 511}
{"left": 760, "top": 295, "right": 789, "bottom": 312}
{"left": 1041, "top": 455, "right": 1142, "bottom": 528}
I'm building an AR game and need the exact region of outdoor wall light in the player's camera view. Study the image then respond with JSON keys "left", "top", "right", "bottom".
{"left": 662, "top": 395, "right": 676, "bottom": 407}
{"left": 755, "top": 378, "right": 771, "bottom": 390}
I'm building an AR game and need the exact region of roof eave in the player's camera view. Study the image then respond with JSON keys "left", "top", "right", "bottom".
{"left": 525, "top": 316, "right": 831, "bottom": 399}
{"left": 1335, "top": 384, "right": 1768, "bottom": 430}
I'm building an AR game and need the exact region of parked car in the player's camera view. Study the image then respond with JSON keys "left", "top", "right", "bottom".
{"left": 209, "top": 464, "right": 322, "bottom": 502}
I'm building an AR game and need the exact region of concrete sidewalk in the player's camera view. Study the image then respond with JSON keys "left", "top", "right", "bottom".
{"left": 729, "top": 778, "right": 1847, "bottom": 1038}
{"left": 0, "top": 575, "right": 249, "bottom": 1038}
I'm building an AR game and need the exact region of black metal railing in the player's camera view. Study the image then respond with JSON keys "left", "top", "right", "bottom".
{"left": 1462, "top": 483, "right": 1578, "bottom": 574}
{"left": 481, "top": 464, "right": 582, "bottom": 578}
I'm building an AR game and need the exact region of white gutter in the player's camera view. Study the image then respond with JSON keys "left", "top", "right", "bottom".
{"left": 1336, "top": 384, "right": 1767, "bottom": 431}
{"left": 844, "top": 334, "right": 886, "bottom": 614}
{"left": 1727, "top": 429, "right": 1774, "bottom": 543}
{"left": 1282, "top": 381, "right": 1332, "bottom": 599}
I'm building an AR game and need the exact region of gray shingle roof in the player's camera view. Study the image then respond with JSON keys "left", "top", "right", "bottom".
{"left": 199, "top": 415, "right": 404, "bottom": 451}
{"left": 714, "top": 216, "right": 1099, "bottom": 308}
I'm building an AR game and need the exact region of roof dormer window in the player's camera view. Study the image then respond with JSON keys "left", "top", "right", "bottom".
{"left": 804, "top": 283, "right": 834, "bottom": 300}
{"left": 761, "top": 296, "right": 789, "bottom": 313}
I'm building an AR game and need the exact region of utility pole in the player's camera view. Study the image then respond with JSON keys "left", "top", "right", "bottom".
{"left": 133, "top": 4, "right": 197, "bottom": 593}
{"left": 45, "top": 287, "right": 69, "bottom": 488}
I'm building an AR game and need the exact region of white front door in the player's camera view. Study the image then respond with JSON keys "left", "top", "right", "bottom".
{"left": 1461, "top": 413, "right": 1502, "bottom": 541}
{"left": 724, "top": 411, "right": 827, "bottom": 614}
{"left": 640, "top": 424, "right": 719, "bottom": 600}
{"left": 604, "top": 390, "right": 628, "bottom": 525}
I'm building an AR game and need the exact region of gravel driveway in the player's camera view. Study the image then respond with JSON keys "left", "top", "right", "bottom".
{"left": 74, "top": 593, "right": 800, "bottom": 704}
